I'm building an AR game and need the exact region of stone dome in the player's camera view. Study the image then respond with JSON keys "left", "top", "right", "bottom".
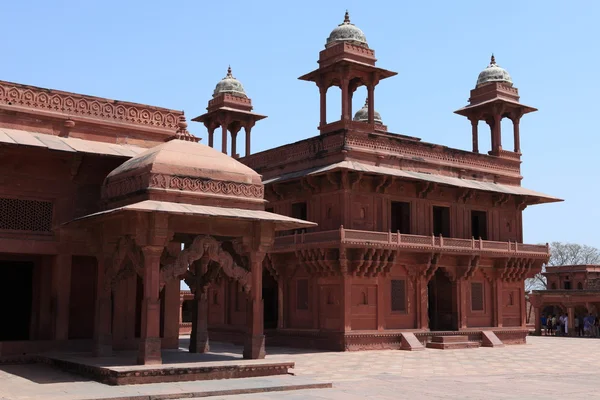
{"left": 353, "top": 99, "right": 383, "bottom": 124}
{"left": 102, "top": 139, "right": 264, "bottom": 207}
{"left": 213, "top": 66, "right": 247, "bottom": 98}
{"left": 325, "top": 11, "right": 368, "bottom": 49}
{"left": 476, "top": 55, "right": 513, "bottom": 87}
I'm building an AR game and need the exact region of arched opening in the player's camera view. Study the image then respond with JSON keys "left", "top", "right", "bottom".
{"left": 427, "top": 268, "right": 457, "bottom": 331}
{"left": 326, "top": 86, "right": 341, "bottom": 123}
{"left": 352, "top": 86, "right": 367, "bottom": 120}
{"left": 263, "top": 270, "right": 278, "bottom": 330}
{"left": 501, "top": 117, "right": 513, "bottom": 152}
{"left": 478, "top": 120, "right": 492, "bottom": 154}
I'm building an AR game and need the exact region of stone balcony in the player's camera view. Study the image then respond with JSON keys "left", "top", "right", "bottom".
{"left": 272, "top": 226, "right": 549, "bottom": 259}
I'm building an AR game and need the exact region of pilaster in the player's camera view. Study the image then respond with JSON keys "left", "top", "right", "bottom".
{"left": 137, "top": 245, "right": 163, "bottom": 365}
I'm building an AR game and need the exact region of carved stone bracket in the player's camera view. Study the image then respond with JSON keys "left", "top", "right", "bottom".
{"left": 493, "top": 193, "right": 510, "bottom": 207}
{"left": 353, "top": 248, "right": 396, "bottom": 277}
{"left": 161, "top": 235, "right": 252, "bottom": 293}
{"left": 458, "top": 188, "right": 474, "bottom": 204}
{"left": 105, "top": 235, "right": 144, "bottom": 292}
{"left": 424, "top": 253, "right": 442, "bottom": 281}
{"left": 417, "top": 182, "right": 436, "bottom": 199}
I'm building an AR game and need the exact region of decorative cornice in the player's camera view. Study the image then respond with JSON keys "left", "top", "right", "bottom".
{"left": 0, "top": 80, "right": 181, "bottom": 131}
{"left": 102, "top": 173, "right": 264, "bottom": 201}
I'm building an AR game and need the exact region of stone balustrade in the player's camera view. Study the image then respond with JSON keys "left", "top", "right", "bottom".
{"left": 273, "top": 226, "right": 549, "bottom": 258}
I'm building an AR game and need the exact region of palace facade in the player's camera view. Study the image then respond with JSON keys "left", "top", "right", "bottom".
{"left": 186, "top": 12, "right": 561, "bottom": 350}
{"left": 0, "top": 12, "right": 561, "bottom": 363}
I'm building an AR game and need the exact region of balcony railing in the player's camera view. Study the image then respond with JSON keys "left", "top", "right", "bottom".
{"left": 273, "top": 226, "right": 549, "bottom": 257}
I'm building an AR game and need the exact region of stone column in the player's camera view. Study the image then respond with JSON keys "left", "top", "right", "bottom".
{"left": 231, "top": 130, "right": 238, "bottom": 159}
{"left": 415, "top": 276, "right": 429, "bottom": 330}
{"left": 341, "top": 78, "right": 350, "bottom": 121}
{"left": 221, "top": 124, "right": 228, "bottom": 154}
{"left": 459, "top": 278, "right": 468, "bottom": 329}
{"left": 189, "top": 259, "right": 210, "bottom": 353}
{"left": 534, "top": 306, "right": 541, "bottom": 335}
{"left": 567, "top": 306, "right": 575, "bottom": 337}
{"left": 93, "top": 255, "right": 112, "bottom": 357}
{"left": 367, "top": 85, "right": 375, "bottom": 124}
{"left": 341, "top": 275, "right": 352, "bottom": 332}
{"left": 277, "top": 277, "right": 284, "bottom": 330}
{"left": 243, "top": 128, "right": 249, "bottom": 157}
{"left": 243, "top": 251, "right": 266, "bottom": 359}
{"left": 208, "top": 126, "right": 215, "bottom": 148}
{"left": 494, "top": 279, "right": 503, "bottom": 327}
{"left": 470, "top": 118, "right": 479, "bottom": 153}
{"left": 319, "top": 86, "right": 327, "bottom": 128}
{"left": 162, "top": 279, "right": 181, "bottom": 349}
{"left": 52, "top": 253, "right": 72, "bottom": 340}
{"left": 493, "top": 114, "right": 502, "bottom": 154}
{"left": 137, "top": 246, "right": 163, "bottom": 365}
{"left": 513, "top": 116, "right": 521, "bottom": 153}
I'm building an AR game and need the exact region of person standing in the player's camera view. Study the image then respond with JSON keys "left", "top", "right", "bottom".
{"left": 577, "top": 314, "right": 584, "bottom": 337}
{"left": 563, "top": 313, "right": 569, "bottom": 336}
{"left": 541, "top": 314, "right": 547, "bottom": 336}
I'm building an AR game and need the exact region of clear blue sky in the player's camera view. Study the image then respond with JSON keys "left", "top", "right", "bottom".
{"left": 3, "top": 0, "right": 599, "bottom": 249}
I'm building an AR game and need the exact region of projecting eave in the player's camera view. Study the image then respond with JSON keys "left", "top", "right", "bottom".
{"left": 65, "top": 200, "right": 316, "bottom": 232}
{"left": 192, "top": 107, "right": 267, "bottom": 123}
{"left": 263, "top": 160, "right": 563, "bottom": 205}
{"left": 298, "top": 59, "right": 397, "bottom": 82}
{"left": 454, "top": 98, "right": 537, "bottom": 117}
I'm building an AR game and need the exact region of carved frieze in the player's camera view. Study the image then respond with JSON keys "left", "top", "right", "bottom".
{"left": 102, "top": 172, "right": 264, "bottom": 201}
{"left": 0, "top": 81, "right": 180, "bottom": 130}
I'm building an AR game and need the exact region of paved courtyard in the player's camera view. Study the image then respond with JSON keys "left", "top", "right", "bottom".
{"left": 1, "top": 336, "right": 600, "bottom": 399}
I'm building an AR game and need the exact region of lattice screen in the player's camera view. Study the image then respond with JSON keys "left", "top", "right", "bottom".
{"left": 296, "top": 279, "right": 309, "bottom": 310}
{"left": 471, "top": 282, "right": 484, "bottom": 311}
{"left": 0, "top": 197, "right": 53, "bottom": 232}
{"left": 391, "top": 279, "right": 406, "bottom": 312}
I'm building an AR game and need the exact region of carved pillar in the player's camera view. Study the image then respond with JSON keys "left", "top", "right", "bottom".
{"left": 244, "top": 123, "right": 254, "bottom": 157}
{"left": 512, "top": 114, "right": 522, "bottom": 153}
{"left": 459, "top": 278, "right": 468, "bottom": 329}
{"left": 189, "top": 258, "right": 210, "bottom": 353}
{"left": 231, "top": 127, "right": 240, "bottom": 159}
{"left": 221, "top": 123, "right": 228, "bottom": 155}
{"left": 52, "top": 253, "right": 72, "bottom": 340}
{"left": 208, "top": 126, "right": 215, "bottom": 148}
{"left": 341, "top": 77, "right": 350, "bottom": 121}
{"left": 341, "top": 275, "right": 352, "bottom": 332}
{"left": 319, "top": 85, "right": 327, "bottom": 128}
{"left": 470, "top": 118, "right": 479, "bottom": 153}
{"left": 567, "top": 306, "right": 575, "bottom": 337}
{"left": 162, "top": 279, "right": 180, "bottom": 349}
{"left": 414, "top": 275, "right": 429, "bottom": 330}
{"left": 534, "top": 306, "right": 541, "bottom": 335}
{"left": 367, "top": 84, "right": 375, "bottom": 124}
{"left": 277, "top": 276, "right": 284, "bottom": 330}
{"left": 486, "top": 118, "right": 495, "bottom": 153}
{"left": 93, "top": 255, "right": 112, "bottom": 357}
{"left": 494, "top": 279, "right": 503, "bottom": 327}
{"left": 492, "top": 113, "right": 502, "bottom": 154}
{"left": 137, "top": 246, "right": 163, "bottom": 365}
{"left": 377, "top": 277, "right": 385, "bottom": 330}
{"left": 244, "top": 251, "right": 266, "bottom": 359}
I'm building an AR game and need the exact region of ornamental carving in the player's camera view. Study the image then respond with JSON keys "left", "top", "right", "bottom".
{"left": 0, "top": 81, "right": 180, "bottom": 130}
{"left": 102, "top": 173, "right": 264, "bottom": 200}
{"left": 161, "top": 235, "right": 252, "bottom": 293}
{"left": 105, "top": 235, "right": 144, "bottom": 292}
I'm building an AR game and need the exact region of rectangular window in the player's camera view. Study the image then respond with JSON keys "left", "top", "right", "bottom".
{"left": 0, "top": 197, "right": 53, "bottom": 232}
{"left": 471, "top": 210, "right": 488, "bottom": 240}
{"left": 432, "top": 206, "right": 450, "bottom": 237}
{"left": 391, "top": 279, "right": 406, "bottom": 312}
{"left": 296, "top": 279, "right": 309, "bottom": 310}
{"left": 291, "top": 202, "right": 308, "bottom": 234}
{"left": 471, "top": 282, "right": 484, "bottom": 311}
{"left": 390, "top": 202, "right": 411, "bottom": 234}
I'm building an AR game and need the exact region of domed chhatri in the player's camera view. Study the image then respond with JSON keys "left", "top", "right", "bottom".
{"left": 213, "top": 66, "right": 248, "bottom": 98}
{"left": 325, "top": 10, "right": 368, "bottom": 48}
{"left": 102, "top": 139, "right": 263, "bottom": 206}
{"left": 476, "top": 54, "right": 513, "bottom": 88}
{"left": 353, "top": 98, "right": 383, "bottom": 124}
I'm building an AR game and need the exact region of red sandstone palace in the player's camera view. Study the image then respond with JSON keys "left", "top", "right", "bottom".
{"left": 0, "top": 12, "right": 560, "bottom": 363}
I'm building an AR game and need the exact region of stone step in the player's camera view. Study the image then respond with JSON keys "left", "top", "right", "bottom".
{"left": 431, "top": 335, "right": 469, "bottom": 344}
{"left": 426, "top": 341, "right": 480, "bottom": 350}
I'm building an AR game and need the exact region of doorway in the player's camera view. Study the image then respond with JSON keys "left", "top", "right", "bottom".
{"left": 427, "top": 268, "right": 457, "bottom": 331}
{"left": 0, "top": 260, "right": 33, "bottom": 341}
{"left": 432, "top": 206, "right": 450, "bottom": 237}
{"left": 262, "top": 270, "right": 278, "bottom": 329}
{"left": 471, "top": 210, "right": 488, "bottom": 240}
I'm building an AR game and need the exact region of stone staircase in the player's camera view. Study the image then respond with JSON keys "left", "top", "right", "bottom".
{"left": 426, "top": 335, "right": 481, "bottom": 350}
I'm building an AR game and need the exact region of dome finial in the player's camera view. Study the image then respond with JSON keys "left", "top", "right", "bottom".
{"left": 344, "top": 10, "right": 350, "bottom": 24}
{"left": 226, "top": 65, "right": 233, "bottom": 78}
{"left": 363, "top": 97, "right": 369, "bottom": 107}
{"left": 490, "top": 53, "right": 496, "bottom": 65}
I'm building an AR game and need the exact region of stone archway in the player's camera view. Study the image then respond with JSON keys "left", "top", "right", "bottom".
{"left": 428, "top": 268, "right": 458, "bottom": 331}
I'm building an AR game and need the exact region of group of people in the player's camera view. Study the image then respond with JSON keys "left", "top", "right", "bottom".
{"left": 541, "top": 313, "right": 600, "bottom": 337}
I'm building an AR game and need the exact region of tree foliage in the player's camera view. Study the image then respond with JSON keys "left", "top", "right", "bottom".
{"left": 525, "top": 242, "right": 600, "bottom": 292}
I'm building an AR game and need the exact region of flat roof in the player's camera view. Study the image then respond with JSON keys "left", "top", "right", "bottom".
{"left": 0, "top": 128, "right": 147, "bottom": 157}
